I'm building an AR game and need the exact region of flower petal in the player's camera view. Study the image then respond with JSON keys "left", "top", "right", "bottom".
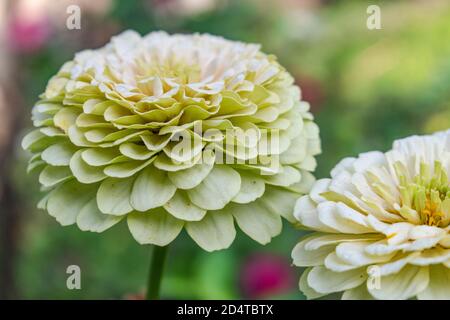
{"left": 97, "top": 177, "right": 134, "bottom": 215}
{"left": 41, "top": 142, "right": 76, "bottom": 166}
{"left": 368, "top": 265, "right": 429, "bottom": 300}
{"left": 76, "top": 198, "right": 123, "bottom": 232}
{"left": 231, "top": 201, "right": 282, "bottom": 245}
{"left": 299, "top": 268, "right": 326, "bottom": 300}
{"left": 231, "top": 172, "right": 265, "bottom": 204}
{"left": 167, "top": 149, "right": 214, "bottom": 189}
{"left": 186, "top": 210, "right": 236, "bottom": 252}
{"left": 307, "top": 266, "right": 367, "bottom": 294}
{"left": 187, "top": 166, "right": 241, "bottom": 210}
{"left": 130, "top": 167, "right": 176, "bottom": 212}
{"left": 39, "top": 165, "right": 72, "bottom": 187}
{"left": 47, "top": 179, "right": 96, "bottom": 226}
{"left": 292, "top": 236, "right": 336, "bottom": 267}
{"left": 342, "top": 284, "right": 374, "bottom": 300}
{"left": 127, "top": 209, "right": 183, "bottom": 246}
{"left": 70, "top": 150, "right": 107, "bottom": 183}
{"left": 417, "top": 265, "right": 450, "bottom": 300}
{"left": 163, "top": 191, "right": 206, "bottom": 221}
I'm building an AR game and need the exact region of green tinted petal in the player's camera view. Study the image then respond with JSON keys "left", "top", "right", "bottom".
{"left": 103, "top": 157, "right": 155, "bottom": 178}
{"left": 68, "top": 126, "right": 96, "bottom": 147}
{"left": 41, "top": 142, "right": 76, "bottom": 166}
{"left": 39, "top": 165, "right": 72, "bottom": 187}
{"left": 81, "top": 148, "right": 123, "bottom": 166}
{"left": 286, "top": 170, "right": 316, "bottom": 193}
{"left": 127, "top": 209, "right": 183, "bottom": 246}
{"left": 130, "top": 167, "right": 176, "bottom": 211}
{"left": 76, "top": 113, "right": 113, "bottom": 128}
{"left": 40, "top": 127, "right": 65, "bottom": 137}
{"left": 140, "top": 133, "right": 172, "bottom": 151}
{"left": 264, "top": 166, "right": 301, "bottom": 187}
{"left": 232, "top": 172, "right": 265, "bottom": 204}
{"left": 70, "top": 150, "right": 107, "bottom": 183}
{"left": 119, "top": 142, "right": 156, "bottom": 160}
{"left": 187, "top": 166, "right": 241, "bottom": 210}
{"left": 97, "top": 177, "right": 134, "bottom": 215}
{"left": 53, "top": 107, "right": 80, "bottom": 133}
{"left": 163, "top": 133, "right": 204, "bottom": 163}
{"left": 167, "top": 149, "right": 215, "bottom": 189}
{"left": 76, "top": 198, "right": 123, "bottom": 232}
{"left": 186, "top": 210, "right": 236, "bottom": 252}
{"left": 27, "top": 159, "right": 46, "bottom": 173}
{"left": 164, "top": 191, "right": 206, "bottom": 221}
{"left": 22, "top": 129, "right": 58, "bottom": 152}
{"left": 104, "top": 104, "right": 133, "bottom": 121}
{"left": 259, "top": 186, "right": 299, "bottom": 223}
{"left": 231, "top": 200, "right": 282, "bottom": 244}
{"left": 280, "top": 135, "right": 307, "bottom": 164}
{"left": 47, "top": 179, "right": 96, "bottom": 225}
{"left": 153, "top": 153, "right": 201, "bottom": 172}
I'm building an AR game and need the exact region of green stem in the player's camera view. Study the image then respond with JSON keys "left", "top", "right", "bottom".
{"left": 146, "top": 245, "right": 169, "bottom": 300}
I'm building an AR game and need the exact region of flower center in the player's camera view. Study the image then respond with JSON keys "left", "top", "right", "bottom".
{"left": 396, "top": 161, "right": 450, "bottom": 227}
{"left": 135, "top": 57, "right": 202, "bottom": 85}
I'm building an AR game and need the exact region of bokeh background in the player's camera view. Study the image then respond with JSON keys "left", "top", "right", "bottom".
{"left": 0, "top": 0, "right": 449, "bottom": 299}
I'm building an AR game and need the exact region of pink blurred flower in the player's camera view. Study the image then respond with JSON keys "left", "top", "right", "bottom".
{"left": 7, "top": 15, "right": 51, "bottom": 53}
{"left": 295, "top": 74, "right": 325, "bottom": 113}
{"left": 239, "top": 253, "right": 295, "bottom": 299}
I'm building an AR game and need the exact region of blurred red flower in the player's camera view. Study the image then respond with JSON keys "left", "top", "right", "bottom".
{"left": 7, "top": 15, "right": 51, "bottom": 53}
{"left": 239, "top": 253, "right": 295, "bottom": 299}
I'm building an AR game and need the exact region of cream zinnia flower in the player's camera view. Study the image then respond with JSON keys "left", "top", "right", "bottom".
{"left": 22, "top": 30, "right": 320, "bottom": 251}
{"left": 292, "top": 130, "right": 450, "bottom": 299}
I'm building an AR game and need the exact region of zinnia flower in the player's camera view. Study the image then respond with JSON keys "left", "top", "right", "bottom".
{"left": 22, "top": 30, "right": 320, "bottom": 251}
{"left": 292, "top": 130, "right": 450, "bottom": 299}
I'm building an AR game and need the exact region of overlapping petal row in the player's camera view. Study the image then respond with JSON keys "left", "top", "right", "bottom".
{"left": 292, "top": 130, "right": 450, "bottom": 299}
{"left": 23, "top": 31, "right": 321, "bottom": 251}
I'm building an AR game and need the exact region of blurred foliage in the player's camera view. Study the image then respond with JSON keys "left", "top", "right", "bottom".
{"left": 10, "top": 0, "right": 450, "bottom": 299}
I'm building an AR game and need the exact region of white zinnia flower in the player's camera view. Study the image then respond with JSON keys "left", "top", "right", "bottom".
{"left": 22, "top": 30, "right": 321, "bottom": 252}
{"left": 292, "top": 130, "right": 450, "bottom": 300}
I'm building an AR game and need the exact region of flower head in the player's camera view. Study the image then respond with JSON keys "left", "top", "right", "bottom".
{"left": 23, "top": 30, "right": 320, "bottom": 251}
{"left": 292, "top": 130, "right": 450, "bottom": 299}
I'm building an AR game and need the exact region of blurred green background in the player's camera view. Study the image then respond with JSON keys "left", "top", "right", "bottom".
{"left": 0, "top": 0, "right": 449, "bottom": 299}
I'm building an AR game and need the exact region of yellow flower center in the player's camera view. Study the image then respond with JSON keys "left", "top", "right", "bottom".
{"left": 396, "top": 161, "right": 450, "bottom": 227}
